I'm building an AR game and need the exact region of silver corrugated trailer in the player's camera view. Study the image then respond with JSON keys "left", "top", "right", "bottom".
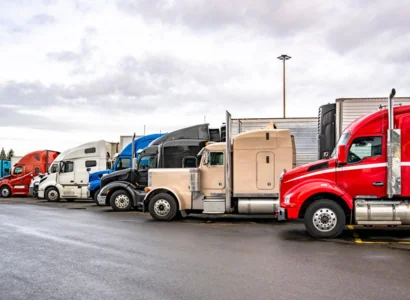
{"left": 335, "top": 97, "right": 410, "bottom": 140}
{"left": 231, "top": 117, "right": 317, "bottom": 167}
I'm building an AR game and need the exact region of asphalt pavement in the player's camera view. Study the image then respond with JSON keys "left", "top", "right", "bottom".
{"left": 1, "top": 198, "right": 410, "bottom": 300}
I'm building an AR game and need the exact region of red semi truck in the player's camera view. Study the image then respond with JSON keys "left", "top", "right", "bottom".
{"left": 279, "top": 89, "right": 410, "bottom": 238}
{"left": 0, "top": 150, "right": 60, "bottom": 198}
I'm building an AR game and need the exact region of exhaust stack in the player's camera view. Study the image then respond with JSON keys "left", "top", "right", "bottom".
{"left": 387, "top": 88, "right": 401, "bottom": 198}
{"left": 225, "top": 111, "right": 232, "bottom": 212}
{"left": 131, "top": 133, "right": 136, "bottom": 171}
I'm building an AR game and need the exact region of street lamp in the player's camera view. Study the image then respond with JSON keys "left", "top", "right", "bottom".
{"left": 277, "top": 54, "right": 291, "bottom": 118}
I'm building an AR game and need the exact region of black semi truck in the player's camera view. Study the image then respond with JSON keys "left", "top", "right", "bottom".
{"left": 97, "top": 123, "right": 225, "bottom": 211}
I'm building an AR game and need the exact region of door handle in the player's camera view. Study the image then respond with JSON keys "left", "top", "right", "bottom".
{"left": 373, "top": 182, "right": 384, "bottom": 186}
{"left": 70, "top": 180, "right": 74, "bottom": 183}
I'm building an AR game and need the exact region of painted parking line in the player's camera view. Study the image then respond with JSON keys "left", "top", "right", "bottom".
{"left": 347, "top": 225, "right": 410, "bottom": 245}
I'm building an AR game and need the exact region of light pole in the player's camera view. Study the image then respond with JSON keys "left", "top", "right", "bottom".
{"left": 277, "top": 54, "right": 291, "bottom": 118}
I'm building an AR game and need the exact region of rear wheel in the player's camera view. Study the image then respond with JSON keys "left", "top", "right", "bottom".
{"left": 304, "top": 199, "right": 345, "bottom": 238}
{"left": 0, "top": 186, "right": 11, "bottom": 198}
{"left": 110, "top": 190, "right": 132, "bottom": 211}
{"left": 148, "top": 193, "right": 178, "bottom": 221}
{"left": 45, "top": 187, "right": 60, "bottom": 202}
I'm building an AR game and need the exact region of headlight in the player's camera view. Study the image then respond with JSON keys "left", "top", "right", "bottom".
{"left": 284, "top": 193, "right": 292, "bottom": 204}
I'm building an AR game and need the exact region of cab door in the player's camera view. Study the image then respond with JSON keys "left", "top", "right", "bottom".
{"left": 336, "top": 135, "right": 386, "bottom": 199}
{"left": 201, "top": 151, "right": 225, "bottom": 196}
{"left": 58, "top": 161, "right": 76, "bottom": 197}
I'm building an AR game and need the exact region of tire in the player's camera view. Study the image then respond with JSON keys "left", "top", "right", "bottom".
{"left": 45, "top": 187, "right": 60, "bottom": 202}
{"left": 110, "top": 190, "right": 132, "bottom": 211}
{"left": 93, "top": 188, "right": 100, "bottom": 204}
{"left": 148, "top": 193, "right": 178, "bottom": 221}
{"left": 0, "top": 186, "right": 11, "bottom": 198}
{"left": 304, "top": 199, "right": 346, "bottom": 238}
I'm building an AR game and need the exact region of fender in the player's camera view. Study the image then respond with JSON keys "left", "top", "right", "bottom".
{"left": 283, "top": 179, "right": 353, "bottom": 214}
{"left": 100, "top": 181, "right": 138, "bottom": 206}
{"left": 143, "top": 186, "right": 183, "bottom": 210}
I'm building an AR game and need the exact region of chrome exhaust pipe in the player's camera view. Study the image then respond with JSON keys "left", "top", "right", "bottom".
{"left": 387, "top": 88, "right": 395, "bottom": 198}
{"left": 225, "top": 110, "right": 232, "bottom": 212}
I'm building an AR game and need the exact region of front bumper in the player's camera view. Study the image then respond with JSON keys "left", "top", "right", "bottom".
{"left": 37, "top": 190, "right": 45, "bottom": 199}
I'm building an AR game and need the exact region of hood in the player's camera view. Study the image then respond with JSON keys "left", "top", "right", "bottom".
{"left": 89, "top": 169, "right": 111, "bottom": 182}
{"left": 282, "top": 158, "right": 336, "bottom": 183}
{"left": 100, "top": 168, "right": 131, "bottom": 187}
{"left": 0, "top": 175, "right": 11, "bottom": 182}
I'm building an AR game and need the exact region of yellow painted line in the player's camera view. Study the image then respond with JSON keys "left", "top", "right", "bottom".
{"left": 347, "top": 225, "right": 363, "bottom": 243}
{"left": 358, "top": 241, "right": 410, "bottom": 245}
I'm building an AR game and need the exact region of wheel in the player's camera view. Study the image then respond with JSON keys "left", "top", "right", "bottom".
{"left": 304, "top": 199, "right": 346, "bottom": 238}
{"left": 93, "top": 188, "right": 100, "bottom": 204}
{"left": 148, "top": 193, "right": 178, "bottom": 221}
{"left": 110, "top": 190, "right": 132, "bottom": 211}
{"left": 45, "top": 187, "right": 60, "bottom": 202}
{"left": 0, "top": 186, "right": 11, "bottom": 198}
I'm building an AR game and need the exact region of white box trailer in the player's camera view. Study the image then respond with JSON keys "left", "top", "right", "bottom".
{"left": 231, "top": 117, "right": 318, "bottom": 167}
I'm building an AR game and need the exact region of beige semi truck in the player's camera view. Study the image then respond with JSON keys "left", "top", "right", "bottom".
{"left": 142, "top": 111, "right": 295, "bottom": 220}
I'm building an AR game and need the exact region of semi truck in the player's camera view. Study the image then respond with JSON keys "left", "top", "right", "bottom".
{"left": 318, "top": 96, "right": 410, "bottom": 159}
{"left": 88, "top": 133, "right": 165, "bottom": 202}
{"left": 97, "top": 123, "right": 225, "bottom": 211}
{"left": 37, "top": 140, "right": 108, "bottom": 202}
{"left": 141, "top": 111, "right": 295, "bottom": 221}
{"left": 0, "top": 150, "right": 60, "bottom": 197}
{"left": 0, "top": 160, "right": 11, "bottom": 178}
{"left": 280, "top": 89, "right": 410, "bottom": 238}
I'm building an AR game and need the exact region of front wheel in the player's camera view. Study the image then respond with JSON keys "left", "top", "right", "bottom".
{"left": 45, "top": 187, "right": 60, "bottom": 202}
{"left": 0, "top": 186, "right": 12, "bottom": 198}
{"left": 304, "top": 199, "right": 345, "bottom": 238}
{"left": 110, "top": 190, "right": 132, "bottom": 211}
{"left": 148, "top": 193, "right": 178, "bottom": 221}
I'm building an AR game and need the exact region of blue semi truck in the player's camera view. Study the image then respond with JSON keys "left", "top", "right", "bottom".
{"left": 0, "top": 160, "right": 11, "bottom": 179}
{"left": 88, "top": 133, "right": 164, "bottom": 202}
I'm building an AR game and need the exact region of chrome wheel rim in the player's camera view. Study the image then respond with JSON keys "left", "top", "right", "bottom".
{"left": 312, "top": 208, "right": 337, "bottom": 232}
{"left": 115, "top": 194, "right": 130, "bottom": 209}
{"left": 154, "top": 199, "right": 171, "bottom": 216}
{"left": 1, "top": 188, "right": 9, "bottom": 197}
{"left": 48, "top": 190, "right": 58, "bottom": 201}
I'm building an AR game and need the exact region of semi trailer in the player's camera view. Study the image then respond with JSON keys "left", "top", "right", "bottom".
{"left": 318, "top": 96, "right": 410, "bottom": 159}
{"left": 88, "top": 133, "right": 165, "bottom": 202}
{"left": 97, "top": 123, "right": 225, "bottom": 211}
{"left": 142, "top": 111, "right": 295, "bottom": 221}
{"left": 0, "top": 150, "right": 60, "bottom": 197}
{"left": 280, "top": 89, "right": 410, "bottom": 238}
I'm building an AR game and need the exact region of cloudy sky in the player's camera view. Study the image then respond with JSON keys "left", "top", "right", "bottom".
{"left": 1, "top": 0, "right": 410, "bottom": 155}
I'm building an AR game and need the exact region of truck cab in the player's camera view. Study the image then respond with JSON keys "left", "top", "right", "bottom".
{"left": 280, "top": 89, "right": 410, "bottom": 238}
{"left": 0, "top": 150, "right": 60, "bottom": 198}
{"left": 37, "top": 140, "right": 108, "bottom": 202}
{"left": 88, "top": 133, "right": 164, "bottom": 202}
{"left": 97, "top": 123, "right": 224, "bottom": 211}
{"left": 0, "top": 160, "right": 11, "bottom": 179}
{"left": 143, "top": 111, "right": 295, "bottom": 221}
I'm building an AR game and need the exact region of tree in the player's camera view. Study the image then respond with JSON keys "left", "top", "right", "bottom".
{"left": 0, "top": 147, "right": 6, "bottom": 160}
{"left": 7, "top": 149, "right": 14, "bottom": 160}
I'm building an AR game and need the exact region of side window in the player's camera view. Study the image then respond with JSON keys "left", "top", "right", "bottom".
{"left": 348, "top": 136, "right": 382, "bottom": 163}
{"left": 85, "top": 160, "right": 97, "bottom": 168}
{"left": 85, "top": 147, "right": 96, "bottom": 154}
{"left": 61, "top": 161, "right": 74, "bottom": 173}
{"left": 138, "top": 156, "right": 156, "bottom": 170}
{"left": 209, "top": 152, "right": 224, "bottom": 166}
{"left": 50, "top": 164, "right": 58, "bottom": 173}
{"left": 116, "top": 158, "right": 131, "bottom": 170}
{"left": 34, "top": 168, "right": 40, "bottom": 175}
{"left": 182, "top": 156, "right": 197, "bottom": 168}
{"left": 34, "top": 155, "right": 40, "bottom": 161}
{"left": 13, "top": 166, "right": 23, "bottom": 175}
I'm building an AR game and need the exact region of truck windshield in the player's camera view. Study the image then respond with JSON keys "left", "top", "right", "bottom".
{"left": 50, "top": 164, "right": 58, "bottom": 173}
{"left": 116, "top": 158, "right": 131, "bottom": 171}
{"left": 138, "top": 155, "right": 157, "bottom": 169}
{"left": 330, "top": 133, "right": 351, "bottom": 158}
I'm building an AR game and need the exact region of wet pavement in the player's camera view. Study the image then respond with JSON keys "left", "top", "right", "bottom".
{"left": 1, "top": 197, "right": 410, "bottom": 300}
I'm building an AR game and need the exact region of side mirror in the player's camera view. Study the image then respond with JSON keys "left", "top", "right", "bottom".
{"left": 337, "top": 145, "right": 347, "bottom": 165}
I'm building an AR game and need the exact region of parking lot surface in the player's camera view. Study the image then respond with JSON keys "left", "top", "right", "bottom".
{"left": 1, "top": 198, "right": 410, "bottom": 300}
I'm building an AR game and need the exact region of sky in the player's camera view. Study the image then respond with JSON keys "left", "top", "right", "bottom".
{"left": 1, "top": 0, "right": 410, "bottom": 155}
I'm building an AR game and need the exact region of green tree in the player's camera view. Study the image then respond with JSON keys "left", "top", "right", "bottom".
{"left": 0, "top": 147, "right": 6, "bottom": 160}
{"left": 7, "top": 149, "right": 14, "bottom": 160}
